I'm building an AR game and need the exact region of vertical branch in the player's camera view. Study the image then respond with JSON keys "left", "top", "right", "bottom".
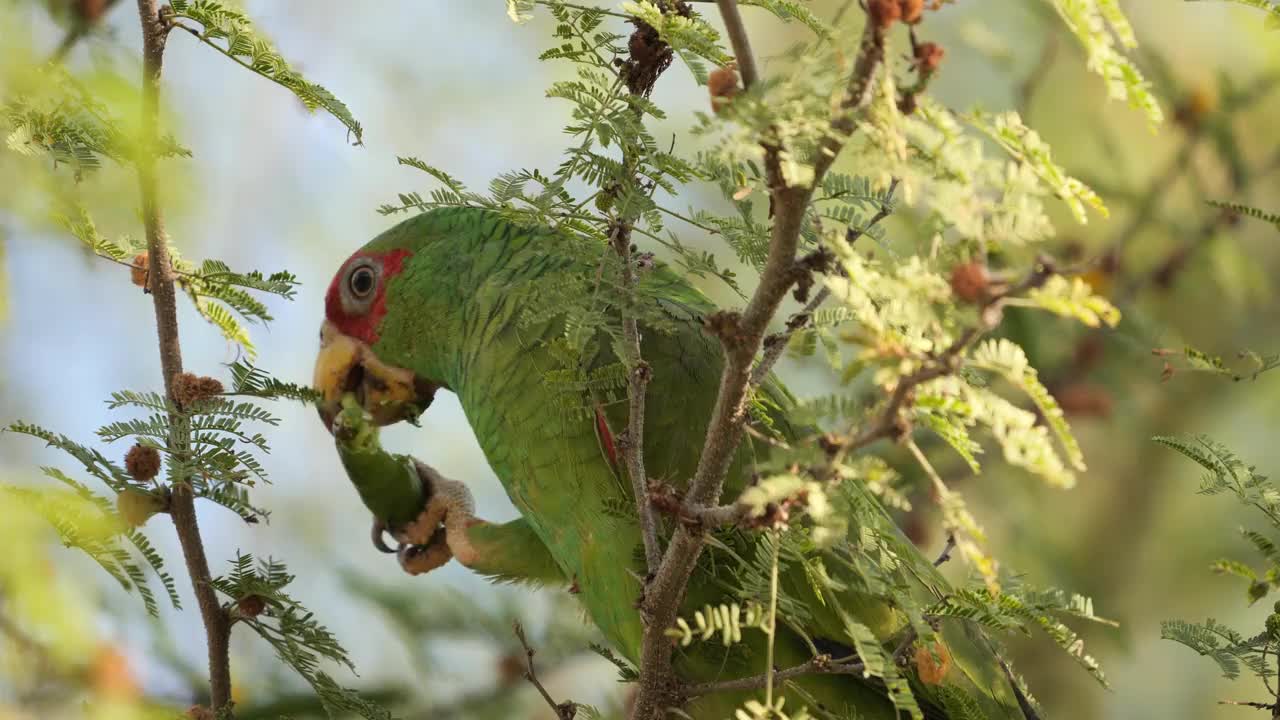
{"left": 715, "top": 0, "right": 758, "bottom": 88}
{"left": 611, "top": 222, "right": 662, "bottom": 573}
{"left": 135, "top": 0, "right": 232, "bottom": 711}
{"left": 749, "top": 178, "right": 898, "bottom": 389}
{"left": 629, "top": 6, "right": 889, "bottom": 719}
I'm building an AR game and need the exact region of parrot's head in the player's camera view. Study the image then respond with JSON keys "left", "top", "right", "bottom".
{"left": 312, "top": 218, "right": 446, "bottom": 432}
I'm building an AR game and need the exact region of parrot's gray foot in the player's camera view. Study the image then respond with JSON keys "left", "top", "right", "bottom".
{"left": 375, "top": 462, "right": 480, "bottom": 575}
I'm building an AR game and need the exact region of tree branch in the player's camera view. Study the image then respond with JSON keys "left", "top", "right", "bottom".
{"left": 629, "top": 9, "right": 890, "bottom": 720}
{"left": 749, "top": 177, "right": 899, "bottom": 389}
{"left": 685, "top": 654, "right": 865, "bottom": 697}
{"left": 613, "top": 221, "right": 662, "bottom": 573}
{"left": 843, "top": 256, "right": 1058, "bottom": 456}
{"left": 715, "top": 0, "right": 758, "bottom": 88}
{"left": 933, "top": 532, "right": 957, "bottom": 567}
{"left": 514, "top": 622, "right": 577, "bottom": 720}
{"left": 134, "top": 0, "right": 232, "bottom": 711}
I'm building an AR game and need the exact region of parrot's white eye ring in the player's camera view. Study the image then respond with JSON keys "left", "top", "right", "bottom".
{"left": 347, "top": 263, "right": 378, "bottom": 299}
{"left": 340, "top": 258, "right": 381, "bottom": 315}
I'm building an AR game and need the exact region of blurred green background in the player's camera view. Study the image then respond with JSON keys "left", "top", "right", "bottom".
{"left": 3, "top": 1, "right": 1280, "bottom": 717}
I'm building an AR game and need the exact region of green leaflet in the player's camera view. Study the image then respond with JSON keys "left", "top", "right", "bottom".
{"left": 1046, "top": 0, "right": 1164, "bottom": 127}
{"left": 215, "top": 553, "right": 393, "bottom": 720}
{"left": 169, "top": 0, "right": 363, "bottom": 143}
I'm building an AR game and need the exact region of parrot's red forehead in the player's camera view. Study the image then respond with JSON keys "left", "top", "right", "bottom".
{"left": 324, "top": 248, "right": 412, "bottom": 346}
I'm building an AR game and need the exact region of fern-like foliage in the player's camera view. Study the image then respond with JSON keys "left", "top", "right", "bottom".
{"left": 228, "top": 360, "right": 323, "bottom": 403}
{"left": 1163, "top": 343, "right": 1280, "bottom": 381}
{"left": 4, "top": 364, "right": 298, "bottom": 525}
{"left": 169, "top": 0, "right": 362, "bottom": 143}
{"left": 1208, "top": 199, "right": 1280, "bottom": 230}
{"left": 966, "top": 110, "right": 1108, "bottom": 225}
{"left": 214, "top": 553, "right": 392, "bottom": 719}
{"left": 1047, "top": 0, "right": 1164, "bottom": 127}
{"left": 1023, "top": 275, "right": 1121, "bottom": 327}
{"left": 1159, "top": 435, "right": 1280, "bottom": 700}
{"left": 2, "top": 64, "right": 190, "bottom": 174}
{"left": 1161, "top": 619, "right": 1270, "bottom": 680}
{"left": 1188, "top": 0, "right": 1280, "bottom": 28}
{"left": 666, "top": 601, "right": 771, "bottom": 647}
{"left": 0, "top": 483, "right": 175, "bottom": 616}
{"left": 930, "top": 584, "right": 1113, "bottom": 687}
{"left": 59, "top": 206, "right": 297, "bottom": 359}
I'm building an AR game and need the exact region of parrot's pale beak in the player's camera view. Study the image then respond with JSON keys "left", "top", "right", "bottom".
{"left": 314, "top": 320, "right": 438, "bottom": 433}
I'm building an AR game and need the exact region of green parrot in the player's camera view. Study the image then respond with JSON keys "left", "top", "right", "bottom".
{"left": 313, "top": 207, "right": 1038, "bottom": 719}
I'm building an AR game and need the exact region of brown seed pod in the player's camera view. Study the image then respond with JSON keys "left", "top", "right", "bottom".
{"left": 75, "top": 0, "right": 108, "bottom": 23}
{"left": 172, "top": 373, "right": 225, "bottom": 408}
{"left": 914, "top": 42, "right": 945, "bottom": 73}
{"left": 1054, "top": 383, "right": 1113, "bottom": 418}
{"left": 125, "top": 443, "right": 162, "bottom": 482}
{"left": 914, "top": 641, "right": 952, "bottom": 685}
{"left": 236, "top": 594, "right": 267, "bottom": 618}
{"left": 868, "top": 0, "right": 901, "bottom": 29}
{"left": 130, "top": 253, "right": 149, "bottom": 288}
{"left": 708, "top": 64, "right": 740, "bottom": 115}
{"left": 949, "top": 262, "right": 990, "bottom": 304}
{"left": 900, "top": 0, "right": 925, "bottom": 24}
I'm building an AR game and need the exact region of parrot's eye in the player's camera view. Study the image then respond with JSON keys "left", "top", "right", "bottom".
{"left": 348, "top": 266, "right": 377, "bottom": 298}
{"left": 338, "top": 258, "right": 381, "bottom": 316}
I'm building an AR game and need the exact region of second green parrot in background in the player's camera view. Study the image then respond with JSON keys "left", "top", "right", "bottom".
{"left": 313, "top": 207, "right": 1037, "bottom": 719}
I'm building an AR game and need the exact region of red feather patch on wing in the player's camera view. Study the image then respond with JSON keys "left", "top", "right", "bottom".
{"left": 594, "top": 406, "right": 619, "bottom": 469}
{"left": 324, "top": 248, "right": 412, "bottom": 345}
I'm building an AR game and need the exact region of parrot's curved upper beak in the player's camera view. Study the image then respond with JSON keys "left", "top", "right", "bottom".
{"left": 314, "top": 320, "right": 438, "bottom": 433}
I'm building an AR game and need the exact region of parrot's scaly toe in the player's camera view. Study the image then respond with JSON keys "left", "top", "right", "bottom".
{"left": 397, "top": 527, "right": 452, "bottom": 575}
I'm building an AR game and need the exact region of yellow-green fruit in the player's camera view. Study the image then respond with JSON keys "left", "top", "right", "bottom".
{"left": 116, "top": 488, "right": 164, "bottom": 528}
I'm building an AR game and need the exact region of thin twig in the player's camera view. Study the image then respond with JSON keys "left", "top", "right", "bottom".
{"left": 513, "top": 622, "right": 577, "bottom": 720}
{"left": 135, "top": 0, "right": 232, "bottom": 711}
{"left": 889, "top": 622, "right": 923, "bottom": 669}
{"left": 843, "top": 257, "right": 1058, "bottom": 455}
{"left": 612, "top": 220, "right": 662, "bottom": 574}
{"left": 685, "top": 655, "right": 865, "bottom": 697}
{"left": 933, "top": 532, "right": 957, "bottom": 567}
{"left": 1017, "top": 33, "right": 1058, "bottom": 114}
{"left": 1217, "top": 700, "right": 1278, "bottom": 712}
{"left": 716, "top": 0, "right": 759, "bottom": 88}
{"left": 609, "top": 6, "right": 683, "bottom": 575}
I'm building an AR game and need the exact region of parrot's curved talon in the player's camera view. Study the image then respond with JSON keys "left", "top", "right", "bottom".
{"left": 371, "top": 518, "right": 397, "bottom": 554}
